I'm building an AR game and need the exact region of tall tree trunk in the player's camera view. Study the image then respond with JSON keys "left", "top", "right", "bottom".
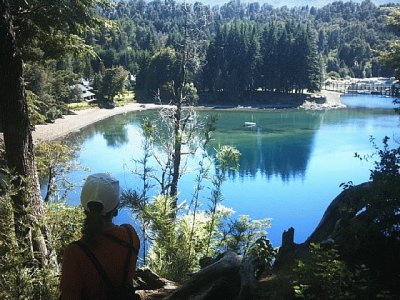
{"left": 169, "top": 2, "right": 188, "bottom": 208}
{"left": 0, "top": 0, "right": 49, "bottom": 266}
{"left": 169, "top": 95, "right": 182, "bottom": 203}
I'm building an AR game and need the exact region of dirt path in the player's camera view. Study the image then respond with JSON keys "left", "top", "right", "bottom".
{"left": 322, "top": 90, "right": 344, "bottom": 106}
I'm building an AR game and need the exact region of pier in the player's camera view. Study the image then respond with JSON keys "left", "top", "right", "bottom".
{"left": 323, "top": 77, "right": 400, "bottom": 97}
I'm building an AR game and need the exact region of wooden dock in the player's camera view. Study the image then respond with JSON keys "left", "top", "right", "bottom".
{"left": 323, "top": 79, "right": 399, "bottom": 97}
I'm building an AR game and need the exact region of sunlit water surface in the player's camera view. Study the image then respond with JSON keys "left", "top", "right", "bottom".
{"left": 46, "top": 95, "right": 399, "bottom": 247}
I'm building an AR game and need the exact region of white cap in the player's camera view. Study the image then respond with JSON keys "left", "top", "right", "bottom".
{"left": 80, "top": 173, "right": 120, "bottom": 216}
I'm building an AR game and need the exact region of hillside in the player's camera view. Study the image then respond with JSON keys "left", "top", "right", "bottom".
{"left": 188, "top": 0, "right": 398, "bottom": 8}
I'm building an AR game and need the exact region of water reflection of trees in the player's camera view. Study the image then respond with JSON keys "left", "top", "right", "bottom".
{"left": 59, "top": 104, "right": 395, "bottom": 188}
{"left": 67, "top": 114, "right": 139, "bottom": 148}
{"left": 65, "top": 109, "right": 326, "bottom": 181}
{"left": 208, "top": 110, "right": 324, "bottom": 181}
{"left": 235, "top": 135, "right": 314, "bottom": 180}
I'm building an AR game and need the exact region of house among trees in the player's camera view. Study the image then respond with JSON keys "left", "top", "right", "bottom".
{"left": 69, "top": 79, "right": 96, "bottom": 102}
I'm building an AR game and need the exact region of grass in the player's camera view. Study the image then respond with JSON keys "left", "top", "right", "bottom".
{"left": 66, "top": 101, "right": 95, "bottom": 111}
{"left": 114, "top": 90, "right": 136, "bottom": 106}
{"left": 66, "top": 90, "right": 136, "bottom": 110}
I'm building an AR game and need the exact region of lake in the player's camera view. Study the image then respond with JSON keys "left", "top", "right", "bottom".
{"left": 54, "top": 95, "right": 399, "bottom": 247}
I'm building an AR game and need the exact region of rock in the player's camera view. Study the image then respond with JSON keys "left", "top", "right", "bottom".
{"left": 134, "top": 268, "right": 176, "bottom": 291}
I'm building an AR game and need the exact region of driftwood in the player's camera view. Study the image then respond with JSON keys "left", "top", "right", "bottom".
{"left": 274, "top": 182, "right": 374, "bottom": 271}
{"left": 165, "top": 251, "right": 259, "bottom": 300}
{"left": 235, "top": 257, "right": 259, "bottom": 300}
{"left": 306, "top": 182, "right": 371, "bottom": 244}
{"left": 134, "top": 268, "right": 179, "bottom": 299}
{"left": 281, "top": 227, "right": 295, "bottom": 251}
{"left": 135, "top": 268, "right": 168, "bottom": 290}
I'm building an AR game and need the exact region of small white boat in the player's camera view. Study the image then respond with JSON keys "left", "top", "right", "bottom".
{"left": 244, "top": 122, "right": 256, "bottom": 127}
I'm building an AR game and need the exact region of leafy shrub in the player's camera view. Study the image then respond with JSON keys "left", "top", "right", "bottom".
{"left": 0, "top": 172, "right": 59, "bottom": 299}
{"left": 144, "top": 195, "right": 232, "bottom": 282}
{"left": 0, "top": 170, "right": 84, "bottom": 299}
{"left": 292, "top": 243, "right": 369, "bottom": 300}
{"left": 35, "top": 141, "right": 86, "bottom": 203}
{"left": 219, "top": 215, "right": 277, "bottom": 276}
{"left": 44, "top": 203, "right": 85, "bottom": 261}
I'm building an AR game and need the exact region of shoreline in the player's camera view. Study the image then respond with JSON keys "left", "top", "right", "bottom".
{"left": 32, "top": 103, "right": 163, "bottom": 142}
{"left": 300, "top": 90, "right": 345, "bottom": 110}
{"left": 31, "top": 90, "right": 344, "bottom": 142}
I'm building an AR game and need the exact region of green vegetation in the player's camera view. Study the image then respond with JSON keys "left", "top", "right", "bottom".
{"left": 204, "top": 21, "right": 321, "bottom": 96}
{"left": 35, "top": 141, "right": 86, "bottom": 203}
{"left": 1, "top": 0, "right": 400, "bottom": 298}
{"left": 292, "top": 137, "right": 400, "bottom": 298}
{"left": 121, "top": 105, "right": 274, "bottom": 281}
{"left": 0, "top": 172, "right": 84, "bottom": 299}
{"left": 381, "top": 6, "right": 400, "bottom": 79}
{"left": 0, "top": 0, "right": 109, "bottom": 293}
{"left": 4, "top": 0, "right": 398, "bottom": 126}
{"left": 114, "top": 90, "right": 136, "bottom": 105}
{"left": 88, "top": 0, "right": 397, "bottom": 102}
{"left": 98, "top": 66, "right": 129, "bottom": 102}
{"left": 66, "top": 101, "right": 94, "bottom": 110}
{"left": 293, "top": 243, "right": 370, "bottom": 299}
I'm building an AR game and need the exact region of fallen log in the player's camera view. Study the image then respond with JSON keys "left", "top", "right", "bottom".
{"left": 134, "top": 268, "right": 179, "bottom": 300}
{"left": 134, "top": 268, "right": 170, "bottom": 290}
{"left": 306, "top": 182, "right": 371, "bottom": 244}
{"left": 274, "top": 183, "right": 373, "bottom": 271}
{"left": 165, "top": 251, "right": 250, "bottom": 300}
{"left": 235, "top": 257, "right": 259, "bottom": 300}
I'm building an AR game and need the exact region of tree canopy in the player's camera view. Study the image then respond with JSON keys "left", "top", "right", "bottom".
{"left": 0, "top": 0, "right": 396, "bottom": 124}
{"left": 0, "top": 0, "right": 109, "bottom": 273}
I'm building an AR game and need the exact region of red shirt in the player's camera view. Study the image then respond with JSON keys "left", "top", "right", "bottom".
{"left": 60, "top": 224, "right": 140, "bottom": 300}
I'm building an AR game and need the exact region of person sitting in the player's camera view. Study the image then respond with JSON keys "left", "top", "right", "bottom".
{"left": 60, "top": 173, "right": 140, "bottom": 299}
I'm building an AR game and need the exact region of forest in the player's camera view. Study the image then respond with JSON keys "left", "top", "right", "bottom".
{"left": 6, "top": 0, "right": 399, "bottom": 124}
{"left": 0, "top": 0, "right": 400, "bottom": 299}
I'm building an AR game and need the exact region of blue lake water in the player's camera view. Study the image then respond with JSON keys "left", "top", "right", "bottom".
{"left": 52, "top": 95, "right": 399, "bottom": 247}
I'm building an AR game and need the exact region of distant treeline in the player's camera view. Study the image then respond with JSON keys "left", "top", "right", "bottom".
{"left": 21, "top": 0, "right": 398, "bottom": 118}
{"left": 86, "top": 0, "right": 396, "bottom": 97}
{"left": 202, "top": 21, "right": 320, "bottom": 95}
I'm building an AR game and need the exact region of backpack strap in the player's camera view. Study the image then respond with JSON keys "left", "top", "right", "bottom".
{"left": 74, "top": 241, "right": 114, "bottom": 288}
{"left": 122, "top": 225, "right": 134, "bottom": 286}
{"left": 102, "top": 229, "right": 138, "bottom": 256}
{"left": 75, "top": 225, "right": 137, "bottom": 288}
{"left": 102, "top": 233, "right": 131, "bottom": 248}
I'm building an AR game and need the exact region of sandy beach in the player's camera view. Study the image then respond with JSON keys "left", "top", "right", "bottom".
{"left": 32, "top": 103, "right": 162, "bottom": 142}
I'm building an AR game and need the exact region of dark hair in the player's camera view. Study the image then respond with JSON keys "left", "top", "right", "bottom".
{"left": 81, "top": 202, "right": 105, "bottom": 246}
